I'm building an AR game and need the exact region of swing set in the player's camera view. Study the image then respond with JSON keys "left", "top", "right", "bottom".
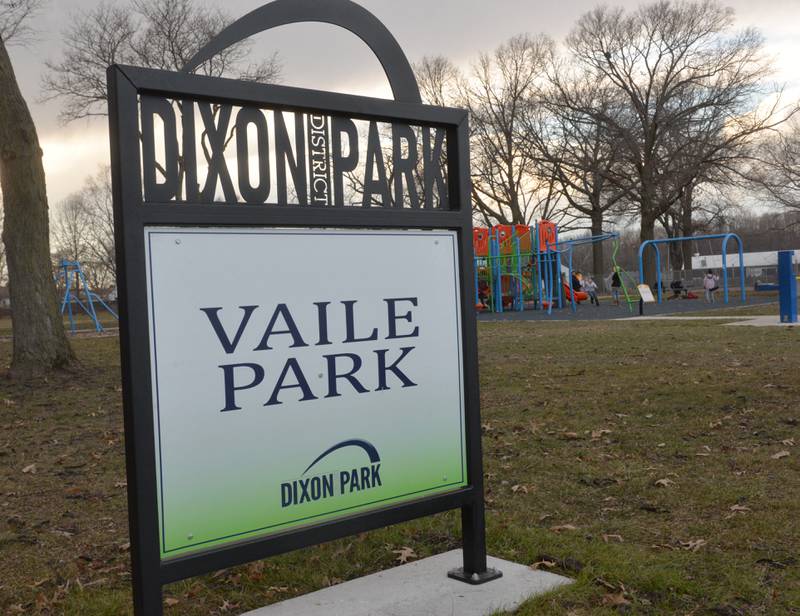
{"left": 637, "top": 233, "right": 746, "bottom": 304}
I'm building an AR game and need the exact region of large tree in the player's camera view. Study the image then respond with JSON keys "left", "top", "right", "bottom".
{"left": 460, "top": 35, "right": 568, "bottom": 227}
{"left": 745, "top": 117, "right": 800, "bottom": 211}
{"left": 42, "top": 0, "right": 281, "bottom": 122}
{"left": 530, "top": 74, "right": 628, "bottom": 274}
{"left": 562, "top": 0, "right": 781, "bottom": 284}
{"left": 0, "top": 0, "right": 75, "bottom": 375}
{"left": 52, "top": 167, "right": 117, "bottom": 289}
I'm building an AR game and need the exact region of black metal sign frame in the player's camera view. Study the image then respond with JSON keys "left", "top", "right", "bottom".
{"left": 108, "top": 1, "right": 499, "bottom": 613}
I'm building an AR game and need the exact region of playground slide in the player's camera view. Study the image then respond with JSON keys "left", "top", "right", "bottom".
{"left": 563, "top": 284, "right": 589, "bottom": 303}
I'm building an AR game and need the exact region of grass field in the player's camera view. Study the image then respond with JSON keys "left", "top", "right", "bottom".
{"left": 0, "top": 315, "right": 118, "bottom": 338}
{"left": 676, "top": 301, "right": 781, "bottom": 318}
{"left": 1, "top": 319, "right": 799, "bottom": 615}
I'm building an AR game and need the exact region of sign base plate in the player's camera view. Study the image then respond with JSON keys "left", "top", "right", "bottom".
{"left": 242, "top": 549, "right": 571, "bottom": 616}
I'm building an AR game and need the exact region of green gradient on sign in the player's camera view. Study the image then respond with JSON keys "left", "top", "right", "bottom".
{"left": 160, "top": 431, "right": 467, "bottom": 557}
{"left": 145, "top": 228, "right": 467, "bottom": 560}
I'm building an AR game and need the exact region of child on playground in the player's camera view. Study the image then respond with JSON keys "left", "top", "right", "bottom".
{"left": 703, "top": 270, "right": 720, "bottom": 303}
{"left": 571, "top": 271, "right": 583, "bottom": 292}
{"left": 611, "top": 268, "right": 622, "bottom": 306}
{"left": 583, "top": 276, "right": 599, "bottom": 306}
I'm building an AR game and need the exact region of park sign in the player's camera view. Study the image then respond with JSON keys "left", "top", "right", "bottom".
{"left": 107, "top": 1, "right": 498, "bottom": 613}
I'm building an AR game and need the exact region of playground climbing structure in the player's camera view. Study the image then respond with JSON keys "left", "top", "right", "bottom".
{"left": 56, "top": 260, "right": 119, "bottom": 334}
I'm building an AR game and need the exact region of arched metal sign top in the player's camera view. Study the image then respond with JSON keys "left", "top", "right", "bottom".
{"left": 181, "top": 0, "right": 422, "bottom": 104}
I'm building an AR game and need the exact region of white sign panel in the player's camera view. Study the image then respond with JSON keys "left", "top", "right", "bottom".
{"left": 144, "top": 228, "right": 466, "bottom": 558}
{"left": 637, "top": 284, "right": 655, "bottom": 303}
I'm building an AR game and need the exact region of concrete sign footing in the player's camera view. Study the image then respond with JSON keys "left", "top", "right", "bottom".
{"left": 242, "top": 549, "right": 572, "bottom": 616}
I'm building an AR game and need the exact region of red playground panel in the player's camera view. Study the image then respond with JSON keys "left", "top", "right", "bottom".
{"left": 538, "top": 219, "right": 557, "bottom": 251}
{"left": 494, "top": 224, "right": 532, "bottom": 255}
{"left": 473, "top": 228, "right": 489, "bottom": 257}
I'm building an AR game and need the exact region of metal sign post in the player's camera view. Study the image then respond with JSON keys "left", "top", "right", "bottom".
{"left": 107, "top": 1, "right": 499, "bottom": 613}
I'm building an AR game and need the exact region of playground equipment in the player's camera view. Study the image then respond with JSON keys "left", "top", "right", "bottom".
{"left": 556, "top": 232, "right": 638, "bottom": 313}
{"left": 474, "top": 220, "right": 627, "bottom": 314}
{"left": 638, "top": 233, "right": 746, "bottom": 304}
{"left": 535, "top": 220, "right": 563, "bottom": 314}
{"left": 56, "top": 259, "right": 118, "bottom": 334}
{"left": 778, "top": 250, "right": 798, "bottom": 324}
{"left": 610, "top": 241, "right": 641, "bottom": 312}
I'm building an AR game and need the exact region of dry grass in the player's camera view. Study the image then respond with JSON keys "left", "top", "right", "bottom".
{"left": 1, "top": 319, "right": 798, "bottom": 615}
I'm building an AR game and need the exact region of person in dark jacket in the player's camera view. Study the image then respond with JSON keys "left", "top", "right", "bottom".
{"left": 611, "top": 268, "right": 622, "bottom": 306}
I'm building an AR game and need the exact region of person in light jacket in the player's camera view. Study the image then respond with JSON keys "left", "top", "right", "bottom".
{"left": 583, "top": 276, "right": 599, "bottom": 306}
{"left": 703, "top": 270, "right": 719, "bottom": 303}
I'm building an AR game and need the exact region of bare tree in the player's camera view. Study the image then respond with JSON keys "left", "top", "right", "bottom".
{"left": 51, "top": 167, "right": 117, "bottom": 289}
{"left": 561, "top": 0, "right": 785, "bottom": 284}
{"left": 0, "top": 0, "right": 41, "bottom": 46}
{"left": 81, "top": 167, "right": 116, "bottom": 287}
{"left": 530, "top": 72, "right": 629, "bottom": 274}
{"left": 51, "top": 194, "right": 90, "bottom": 264}
{"left": 1, "top": 2, "right": 75, "bottom": 375}
{"left": 745, "top": 117, "right": 800, "bottom": 211}
{"left": 414, "top": 55, "right": 460, "bottom": 108}
{"left": 42, "top": 0, "right": 281, "bottom": 122}
{"left": 462, "top": 34, "right": 567, "bottom": 226}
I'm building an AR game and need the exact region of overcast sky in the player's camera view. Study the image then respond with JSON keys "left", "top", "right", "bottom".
{"left": 7, "top": 0, "right": 800, "bottom": 203}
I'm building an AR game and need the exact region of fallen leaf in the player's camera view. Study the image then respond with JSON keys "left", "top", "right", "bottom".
{"left": 771, "top": 451, "right": 790, "bottom": 460}
{"left": 22, "top": 464, "right": 37, "bottom": 474}
{"left": 563, "top": 432, "right": 580, "bottom": 440}
{"left": 591, "top": 429, "right": 612, "bottom": 439}
{"left": 392, "top": 546, "right": 417, "bottom": 564}
{"left": 550, "top": 524, "right": 578, "bottom": 533}
{"left": 602, "top": 534, "right": 624, "bottom": 543}
{"left": 602, "top": 591, "right": 630, "bottom": 607}
{"left": 782, "top": 439, "right": 795, "bottom": 447}
{"left": 654, "top": 478, "right": 674, "bottom": 488}
{"left": 530, "top": 560, "right": 556, "bottom": 570}
{"left": 164, "top": 597, "right": 180, "bottom": 607}
{"left": 679, "top": 539, "right": 707, "bottom": 552}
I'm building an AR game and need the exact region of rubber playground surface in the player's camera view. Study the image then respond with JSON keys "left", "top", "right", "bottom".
{"left": 477, "top": 293, "right": 779, "bottom": 322}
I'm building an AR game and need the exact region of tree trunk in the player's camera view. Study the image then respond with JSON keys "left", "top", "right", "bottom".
{"left": 590, "top": 210, "right": 605, "bottom": 276}
{"left": 679, "top": 184, "right": 694, "bottom": 273}
{"left": 0, "top": 39, "right": 74, "bottom": 376}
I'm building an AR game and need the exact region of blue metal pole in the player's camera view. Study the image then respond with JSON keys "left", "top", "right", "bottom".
{"left": 568, "top": 248, "right": 576, "bottom": 313}
{"left": 737, "top": 235, "right": 746, "bottom": 302}
{"left": 778, "top": 250, "right": 798, "bottom": 323}
{"left": 492, "top": 231, "right": 502, "bottom": 313}
{"left": 554, "top": 226, "right": 562, "bottom": 309}
{"left": 64, "top": 264, "right": 76, "bottom": 334}
{"left": 655, "top": 244, "right": 663, "bottom": 304}
{"left": 535, "top": 223, "right": 542, "bottom": 311}
{"left": 514, "top": 231, "right": 523, "bottom": 311}
{"left": 722, "top": 236, "right": 729, "bottom": 304}
{"left": 78, "top": 264, "right": 103, "bottom": 332}
{"left": 474, "top": 254, "right": 480, "bottom": 307}
{"left": 638, "top": 242, "right": 647, "bottom": 285}
{"left": 546, "top": 251, "right": 554, "bottom": 315}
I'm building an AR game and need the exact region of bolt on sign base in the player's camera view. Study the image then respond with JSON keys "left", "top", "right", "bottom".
{"left": 447, "top": 565, "right": 504, "bottom": 585}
